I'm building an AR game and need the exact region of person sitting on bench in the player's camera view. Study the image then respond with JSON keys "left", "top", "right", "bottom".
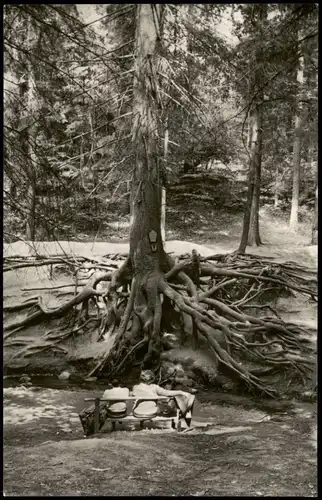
{"left": 79, "top": 371, "right": 195, "bottom": 435}
{"left": 103, "top": 386, "right": 129, "bottom": 419}
{"left": 131, "top": 370, "right": 195, "bottom": 426}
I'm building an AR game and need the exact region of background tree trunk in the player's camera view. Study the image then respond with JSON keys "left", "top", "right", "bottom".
{"left": 238, "top": 5, "right": 267, "bottom": 252}
{"left": 20, "top": 21, "right": 37, "bottom": 241}
{"left": 248, "top": 103, "right": 263, "bottom": 246}
{"left": 22, "top": 80, "right": 37, "bottom": 241}
{"left": 289, "top": 115, "right": 302, "bottom": 231}
{"left": 238, "top": 108, "right": 258, "bottom": 253}
{"left": 289, "top": 48, "right": 305, "bottom": 231}
{"left": 25, "top": 153, "right": 36, "bottom": 241}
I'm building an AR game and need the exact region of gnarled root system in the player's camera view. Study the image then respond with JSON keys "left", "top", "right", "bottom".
{"left": 4, "top": 251, "right": 317, "bottom": 397}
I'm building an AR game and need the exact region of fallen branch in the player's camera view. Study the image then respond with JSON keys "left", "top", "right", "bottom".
{"left": 4, "top": 257, "right": 76, "bottom": 272}
{"left": 21, "top": 282, "right": 88, "bottom": 291}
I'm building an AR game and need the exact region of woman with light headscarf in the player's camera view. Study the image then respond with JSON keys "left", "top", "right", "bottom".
{"left": 131, "top": 370, "right": 195, "bottom": 426}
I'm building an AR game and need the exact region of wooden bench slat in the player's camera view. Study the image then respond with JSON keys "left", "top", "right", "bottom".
{"left": 84, "top": 397, "right": 171, "bottom": 402}
{"left": 102, "top": 415, "right": 176, "bottom": 422}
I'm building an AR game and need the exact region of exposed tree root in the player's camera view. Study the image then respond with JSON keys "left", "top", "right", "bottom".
{"left": 7, "top": 318, "right": 99, "bottom": 363}
{"left": 200, "top": 264, "right": 317, "bottom": 296}
{"left": 4, "top": 299, "right": 38, "bottom": 312}
{"left": 3, "top": 254, "right": 118, "bottom": 273}
{"left": 4, "top": 270, "right": 112, "bottom": 337}
{"left": 4, "top": 252, "right": 316, "bottom": 397}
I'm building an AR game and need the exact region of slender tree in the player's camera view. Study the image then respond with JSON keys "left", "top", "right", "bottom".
{"left": 238, "top": 101, "right": 263, "bottom": 253}
{"left": 289, "top": 45, "right": 305, "bottom": 231}
{"left": 237, "top": 5, "right": 267, "bottom": 252}
{"left": 23, "top": 21, "right": 38, "bottom": 240}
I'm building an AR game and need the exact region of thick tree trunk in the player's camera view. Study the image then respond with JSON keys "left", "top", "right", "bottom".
{"left": 161, "top": 188, "right": 166, "bottom": 245}
{"left": 290, "top": 50, "right": 304, "bottom": 232}
{"left": 129, "top": 4, "right": 165, "bottom": 367}
{"left": 130, "top": 3, "right": 164, "bottom": 267}
{"left": 311, "top": 168, "right": 318, "bottom": 245}
{"left": 274, "top": 164, "right": 279, "bottom": 208}
{"left": 161, "top": 119, "right": 169, "bottom": 245}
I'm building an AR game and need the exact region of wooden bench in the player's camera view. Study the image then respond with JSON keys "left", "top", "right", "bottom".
{"left": 84, "top": 396, "right": 185, "bottom": 433}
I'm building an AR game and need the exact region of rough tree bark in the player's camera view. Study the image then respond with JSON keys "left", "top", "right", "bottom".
{"left": 311, "top": 166, "right": 318, "bottom": 245}
{"left": 274, "top": 164, "right": 279, "bottom": 208}
{"left": 126, "top": 3, "right": 166, "bottom": 368}
{"left": 161, "top": 116, "right": 168, "bottom": 245}
{"left": 289, "top": 46, "right": 305, "bottom": 232}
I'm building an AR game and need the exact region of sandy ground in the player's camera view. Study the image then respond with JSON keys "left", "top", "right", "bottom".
{"left": 4, "top": 239, "right": 223, "bottom": 259}
{"left": 3, "top": 385, "right": 317, "bottom": 496}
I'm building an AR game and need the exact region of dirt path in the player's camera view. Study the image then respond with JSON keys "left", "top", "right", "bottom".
{"left": 4, "top": 386, "right": 317, "bottom": 496}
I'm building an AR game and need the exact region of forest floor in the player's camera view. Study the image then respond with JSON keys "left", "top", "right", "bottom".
{"left": 3, "top": 206, "right": 317, "bottom": 496}
{"left": 4, "top": 205, "right": 316, "bottom": 263}
{"left": 96, "top": 204, "right": 315, "bottom": 254}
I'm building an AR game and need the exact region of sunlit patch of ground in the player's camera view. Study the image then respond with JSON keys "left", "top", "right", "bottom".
{"left": 166, "top": 205, "right": 315, "bottom": 264}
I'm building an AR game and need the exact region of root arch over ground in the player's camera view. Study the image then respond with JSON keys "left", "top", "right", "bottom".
{"left": 4, "top": 250, "right": 317, "bottom": 398}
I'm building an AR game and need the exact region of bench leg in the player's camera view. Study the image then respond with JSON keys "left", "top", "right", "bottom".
{"left": 111, "top": 421, "right": 116, "bottom": 432}
{"left": 94, "top": 398, "right": 100, "bottom": 434}
{"left": 140, "top": 420, "right": 144, "bottom": 429}
{"left": 174, "top": 409, "right": 182, "bottom": 432}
